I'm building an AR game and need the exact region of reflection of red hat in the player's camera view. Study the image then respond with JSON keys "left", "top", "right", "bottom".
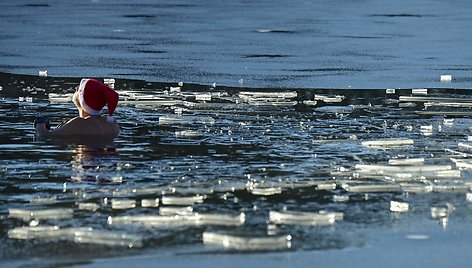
{"left": 78, "top": 79, "right": 119, "bottom": 116}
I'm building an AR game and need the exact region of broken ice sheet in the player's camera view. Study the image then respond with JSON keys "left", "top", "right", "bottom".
{"left": 111, "top": 199, "right": 136, "bottom": 210}
{"left": 159, "top": 206, "right": 193, "bottom": 216}
{"left": 161, "top": 195, "right": 205, "bottom": 205}
{"left": 342, "top": 184, "right": 401, "bottom": 193}
{"left": 355, "top": 164, "right": 453, "bottom": 174}
{"left": 249, "top": 186, "right": 283, "bottom": 196}
{"left": 361, "top": 138, "right": 414, "bottom": 148}
{"left": 8, "top": 226, "right": 143, "bottom": 247}
{"left": 202, "top": 232, "right": 292, "bottom": 251}
{"left": 8, "top": 208, "right": 74, "bottom": 221}
{"left": 269, "top": 211, "right": 337, "bottom": 226}
{"left": 388, "top": 158, "right": 424, "bottom": 166}
{"left": 48, "top": 93, "right": 73, "bottom": 103}
{"left": 314, "top": 94, "right": 344, "bottom": 103}
{"left": 108, "top": 212, "right": 245, "bottom": 227}
{"left": 431, "top": 203, "right": 455, "bottom": 219}
{"left": 141, "top": 198, "right": 159, "bottom": 208}
{"left": 390, "top": 200, "right": 409, "bottom": 212}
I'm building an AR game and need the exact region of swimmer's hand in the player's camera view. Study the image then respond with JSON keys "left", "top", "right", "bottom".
{"left": 34, "top": 116, "right": 50, "bottom": 130}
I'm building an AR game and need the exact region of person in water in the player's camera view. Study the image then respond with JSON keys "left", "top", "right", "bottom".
{"left": 35, "top": 78, "right": 120, "bottom": 137}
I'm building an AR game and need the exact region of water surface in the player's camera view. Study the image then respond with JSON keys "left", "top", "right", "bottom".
{"left": 1, "top": 72, "right": 472, "bottom": 266}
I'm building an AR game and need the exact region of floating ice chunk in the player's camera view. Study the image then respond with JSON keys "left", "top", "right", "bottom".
{"left": 111, "top": 199, "right": 136, "bottom": 210}
{"left": 103, "top": 78, "right": 115, "bottom": 89}
{"left": 196, "top": 212, "right": 245, "bottom": 226}
{"left": 175, "top": 130, "right": 201, "bottom": 137}
{"left": 8, "top": 226, "right": 60, "bottom": 240}
{"left": 202, "top": 232, "right": 291, "bottom": 251}
{"left": 237, "top": 91, "right": 298, "bottom": 106}
{"left": 424, "top": 102, "right": 472, "bottom": 108}
{"left": 74, "top": 229, "right": 142, "bottom": 247}
{"left": 78, "top": 203, "right": 99, "bottom": 211}
{"left": 412, "top": 88, "right": 428, "bottom": 95}
{"left": 399, "top": 102, "right": 417, "bottom": 108}
{"left": 159, "top": 206, "right": 193, "bottom": 216}
{"left": 431, "top": 203, "right": 454, "bottom": 219}
{"left": 333, "top": 195, "right": 349, "bottom": 202}
{"left": 400, "top": 183, "right": 433, "bottom": 193}
{"left": 30, "top": 196, "right": 57, "bottom": 204}
{"left": 399, "top": 96, "right": 466, "bottom": 102}
{"left": 195, "top": 93, "right": 212, "bottom": 101}
{"left": 48, "top": 93, "right": 73, "bottom": 103}
{"left": 169, "top": 86, "right": 181, "bottom": 92}
{"left": 443, "top": 118, "right": 454, "bottom": 126}
{"left": 315, "top": 106, "right": 353, "bottom": 113}
{"left": 317, "top": 183, "right": 336, "bottom": 190}
{"left": 466, "top": 192, "right": 472, "bottom": 202}
{"left": 361, "top": 138, "right": 414, "bottom": 147}
{"left": 302, "top": 100, "right": 317, "bottom": 106}
{"left": 388, "top": 158, "right": 424, "bottom": 166}
{"left": 269, "top": 211, "right": 336, "bottom": 225}
{"left": 239, "top": 91, "right": 297, "bottom": 99}
{"left": 250, "top": 187, "right": 282, "bottom": 196}
{"left": 451, "top": 158, "right": 472, "bottom": 169}
{"left": 161, "top": 195, "right": 204, "bottom": 205}
{"left": 39, "top": 70, "right": 48, "bottom": 77}
{"left": 9, "top": 226, "right": 142, "bottom": 247}
{"left": 458, "top": 142, "right": 472, "bottom": 150}
{"left": 109, "top": 212, "right": 243, "bottom": 227}
{"left": 420, "top": 125, "right": 433, "bottom": 136}
{"left": 440, "top": 75, "right": 452, "bottom": 82}
{"left": 433, "top": 184, "right": 467, "bottom": 193}
{"left": 314, "top": 94, "right": 344, "bottom": 103}
{"left": 9, "top": 208, "right": 74, "bottom": 221}
{"left": 251, "top": 100, "right": 298, "bottom": 106}
{"left": 343, "top": 184, "right": 402, "bottom": 193}
{"left": 390, "top": 200, "right": 409, "bottom": 212}
{"left": 141, "top": 198, "right": 159, "bottom": 208}
{"left": 108, "top": 214, "right": 198, "bottom": 227}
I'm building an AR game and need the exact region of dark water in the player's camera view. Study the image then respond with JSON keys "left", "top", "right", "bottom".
{"left": 1, "top": 72, "right": 472, "bottom": 267}
{"left": 1, "top": 0, "right": 472, "bottom": 88}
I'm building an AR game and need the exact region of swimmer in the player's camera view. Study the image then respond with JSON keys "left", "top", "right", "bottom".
{"left": 35, "top": 78, "right": 119, "bottom": 137}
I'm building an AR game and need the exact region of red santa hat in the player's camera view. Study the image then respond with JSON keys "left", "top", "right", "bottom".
{"left": 77, "top": 78, "right": 119, "bottom": 116}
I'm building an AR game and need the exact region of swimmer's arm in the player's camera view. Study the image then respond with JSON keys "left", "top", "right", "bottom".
{"left": 36, "top": 117, "right": 87, "bottom": 137}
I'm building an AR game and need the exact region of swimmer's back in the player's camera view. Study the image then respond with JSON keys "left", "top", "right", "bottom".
{"left": 51, "top": 116, "right": 119, "bottom": 137}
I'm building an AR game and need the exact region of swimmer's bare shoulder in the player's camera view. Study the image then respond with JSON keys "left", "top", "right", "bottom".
{"left": 36, "top": 117, "right": 119, "bottom": 137}
{"left": 52, "top": 117, "right": 88, "bottom": 136}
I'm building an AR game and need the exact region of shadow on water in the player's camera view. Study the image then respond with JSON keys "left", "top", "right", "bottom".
{"left": 2, "top": 72, "right": 472, "bottom": 263}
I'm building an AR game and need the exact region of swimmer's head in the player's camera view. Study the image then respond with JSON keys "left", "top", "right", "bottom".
{"left": 76, "top": 79, "right": 119, "bottom": 116}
